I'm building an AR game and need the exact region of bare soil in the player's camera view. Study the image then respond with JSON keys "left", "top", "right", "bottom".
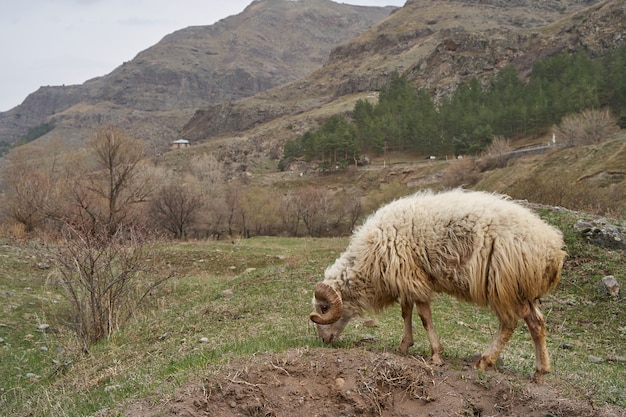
{"left": 123, "top": 348, "right": 625, "bottom": 417}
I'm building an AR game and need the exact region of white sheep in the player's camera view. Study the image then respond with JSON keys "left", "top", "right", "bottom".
{"left": 310, "top": 189, "right": 566, "bottom": 382}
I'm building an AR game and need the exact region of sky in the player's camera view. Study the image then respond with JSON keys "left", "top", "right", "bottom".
{"left": 0, "top": 0, "right": 405, "bottom": 112}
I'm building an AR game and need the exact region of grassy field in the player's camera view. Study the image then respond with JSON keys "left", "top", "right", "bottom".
{"left": 0, "top": 208, "right": 624, "bottom": 416}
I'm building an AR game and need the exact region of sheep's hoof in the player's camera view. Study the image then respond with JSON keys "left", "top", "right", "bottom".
{"left": 474, "top": 355, "right": 493, "bottom": 371}
{"left": 430, "top": 354, "right": 444, "bottom": 366}
{"left": 397, "top": 341, "right": 413, "bottom": 355}
{"left": 532, "top": 369, "right": 549, "bottom": 384}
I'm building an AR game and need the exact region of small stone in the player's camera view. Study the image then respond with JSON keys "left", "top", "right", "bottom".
{"left": 335, "top": 377, "right": 345, "bottom": 390}
{"left": 199, "top": 337, "right": 209, "bottom": 343}
{"left": 600, "top": 275, "right": 620, "bottom": 297}
{"left": 229, "top": 401, "right": 237, "bottom": 408}
{"left": 221, "top": 289, "right": 234, "bottom": 297}
{"left": 39, "top": 346, "right": 48, "bottom": 352}
{"left": 37, "top": 262, "right": 50, "bottom": 269}
{"left": 37, "top": 324, "right": 50, "bottom": 331}
{"left": 25, "top": 373, "right": 39, "bottom": 379}
{"left": 363, "top": 319, "right": 377, "bottom": 327}
{"left": 560, "top": 343, "right": 573, "bottom": 350}
{"left": 0, "top": 337, "right": 4, "bottom": 343}
{"left": 588, "top": 355, "right": 604, "bottom": 363}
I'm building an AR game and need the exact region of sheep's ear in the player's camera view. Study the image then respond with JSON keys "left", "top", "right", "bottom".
{"left": 310, "top": 283, "right": 343, "bottom": 324}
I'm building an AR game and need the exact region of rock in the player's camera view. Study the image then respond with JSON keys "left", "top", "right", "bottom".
{"left": 363, "top": 319, "right": 377, "bottom": 327}
{"left": 221, "top": 289, "right": 234, "bottom": 297}
{"left": 37, "top": 324, "right": 50, "bottom": 331}
{"left": 335, "top": 377, "right": 346, "bottom": 390}
{"left": 599, "top": 275, "right": 619, "bottom": 297}
{"left": 0, "top": 337, "right": 4, "bottom": 343}
{"left": 199, "top": 337, "right": 209, "bottom": 343}
{"left": 37, "top": 262, "right": 50, "bottom": 269}
{"left": 574, "top": 219, "right": 626, "bottom": 249}
{"left": 588, "top": 355, "right": 603, "bottom": 363}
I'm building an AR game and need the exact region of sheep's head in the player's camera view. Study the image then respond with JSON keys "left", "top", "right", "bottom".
{"left": 310, "top": 282, "right": 352, "bottom": 343}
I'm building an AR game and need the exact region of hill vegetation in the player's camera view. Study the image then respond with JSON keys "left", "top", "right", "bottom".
{"left": 280, "top": 45, "right": 626, "bottom": 170}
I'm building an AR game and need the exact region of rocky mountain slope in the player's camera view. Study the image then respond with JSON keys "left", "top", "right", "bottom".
{"left": 2, "top": 0, "right": 626, "bottom": 165}
{"left": 0, "top": 0, "right": 394, "bottom": 151}
{"left": 182, "top": 0, "right": 626, "bottom": 146}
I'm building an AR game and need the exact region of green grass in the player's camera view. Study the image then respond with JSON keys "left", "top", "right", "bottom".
{"left": 0, "top": 210, "right": 624, "bottom": 416}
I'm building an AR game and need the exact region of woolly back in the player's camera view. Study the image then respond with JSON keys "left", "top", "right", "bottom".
{"left": 326, "top": 189, "right": 566, "bottom": 321}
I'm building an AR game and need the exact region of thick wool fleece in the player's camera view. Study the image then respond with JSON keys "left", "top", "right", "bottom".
{"left": 323, "top": 189, "right": 566, "bottom": 323}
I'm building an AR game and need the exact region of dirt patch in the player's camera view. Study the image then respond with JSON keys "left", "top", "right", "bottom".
{"left": 125, "top": 348, "right": 624, "bottom": 417}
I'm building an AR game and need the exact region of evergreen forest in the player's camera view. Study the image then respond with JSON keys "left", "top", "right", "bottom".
{"left": 280, "top": 45, "right": 626, "bottom": 170}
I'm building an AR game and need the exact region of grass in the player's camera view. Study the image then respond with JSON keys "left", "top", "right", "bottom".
{"left": 0, "top": 209, "right": 624, "bottom": 416}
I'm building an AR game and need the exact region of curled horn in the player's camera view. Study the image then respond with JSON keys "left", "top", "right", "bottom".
{"left": 310, "top": 282, "right": 343, "bottom": 325}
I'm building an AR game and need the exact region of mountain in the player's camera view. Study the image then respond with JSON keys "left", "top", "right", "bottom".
{"left": 0, "top": 0, "right": 394, "bottom": 151}
{"left": 182, "top": 0, "right": 626, "bottom": 146}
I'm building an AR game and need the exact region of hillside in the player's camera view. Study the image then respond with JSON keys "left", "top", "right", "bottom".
{"left": 180, "top": 0, "right": 625, "bottom": 146}
{"left": 0, "top": 0, "right": 393, "bottom": 151}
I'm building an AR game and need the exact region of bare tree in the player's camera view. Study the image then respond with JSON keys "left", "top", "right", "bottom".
{"left": 278, "top": 191, "right": 302, "bottom": 236}
{"left": 1, "top": 138, "right": 69, "bottom": 232}
{"left": 149, "top": 181, "right": 204, "bottom": 239}
{"left": 297, "top": 187, "right": 333, "bottom": 237}
{"left": 75, "top": 126, "right": 152, "bottom": 236}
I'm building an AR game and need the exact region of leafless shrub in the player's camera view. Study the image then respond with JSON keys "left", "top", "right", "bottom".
{"left": 149, "top": 181, "right": 205, "bottom": 239}
{"left": 48, "top": 224, "right": 170, "bottom": 346}
{"left": 296, "top": 187, "right": 334, "bottom": 237}
{"left": 555, "top": 108, "right": 617, "bottom": 147}
{"left": 479, "top": 136, "right": 513, "bottom": 171}
{"left": 442, "top": 157, "right": 480, "bottom": 188}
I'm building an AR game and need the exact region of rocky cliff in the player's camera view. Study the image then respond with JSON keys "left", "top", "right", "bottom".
{"left": 182, "top": 0, "right": 626, "bottom": 142}
{"left": 0, "top": 0, "right": 393, "bottom": 151}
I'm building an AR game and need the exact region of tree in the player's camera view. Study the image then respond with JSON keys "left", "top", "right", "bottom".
{"left": 149, "top": 182, "right": 204, "bottom": 239}
{"left": 75, "top": 126, "right": 152, "bottom": 236}
{"left": 1, "top": 138, "right": 69, "bottom": 233}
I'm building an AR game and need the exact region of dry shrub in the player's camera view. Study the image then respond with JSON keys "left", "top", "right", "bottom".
{"left": 555, "top": 108, "right": 617, "bottom": 147}
{"left": 478, "top": 136, "right": 513, "bottom": 171}
{"left": 48, "top": 225, "right": 171, "bottom": 346}
{"left": 509, "top": 176, "right": 625, "bottom": 216}
{"left": 442, "top": 157, "right": 480, "bottom": 188}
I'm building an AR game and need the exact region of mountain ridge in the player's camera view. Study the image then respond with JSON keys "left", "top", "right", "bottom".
{"left": 0, "top": 0, "right": 394, "bottom": 151}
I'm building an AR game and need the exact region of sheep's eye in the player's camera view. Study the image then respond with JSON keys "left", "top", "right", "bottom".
{"left": 320, "top": 305, "right": 329, "bottom": 314}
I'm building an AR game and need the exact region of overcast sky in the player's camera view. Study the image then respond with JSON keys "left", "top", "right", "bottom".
{"left": 0, "top": 0, "right": 404, "bottom": 112}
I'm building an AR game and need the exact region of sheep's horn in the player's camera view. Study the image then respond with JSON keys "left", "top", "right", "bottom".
{"left": 310, "top": 282, "right": 343, "bottom": 325}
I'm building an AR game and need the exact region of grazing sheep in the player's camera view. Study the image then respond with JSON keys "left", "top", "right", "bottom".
{"left": 310, "top": 189, "right": 566, "bottom": 382}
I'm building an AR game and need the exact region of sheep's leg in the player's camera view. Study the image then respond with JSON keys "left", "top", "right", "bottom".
{"left": 521, "top": 300, "right": 550, "bottom": 383}
{"left": 416, "top": 301, "right": 444, "bottom": 365}
{"left": 476, "top": 318, "right": 516, "bottom": 371}
{"left": 398, "top": 300, "right": 414, "bottom": 354}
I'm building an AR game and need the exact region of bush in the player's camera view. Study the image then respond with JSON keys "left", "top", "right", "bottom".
{"left": 478, "top": 136, "right": 513, "bottom": 171}
{"left": 555, "top": 108, "right": 617, "bottom": 146}
{"left": 48, "top": 225, "right": 170, "bottom": 346}
{"left": 442, "top": 157, "right": 480, "bottom": 188}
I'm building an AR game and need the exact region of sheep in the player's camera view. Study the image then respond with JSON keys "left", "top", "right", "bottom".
{"left": 310, "top": 189, "right": 566, "bottom": 382}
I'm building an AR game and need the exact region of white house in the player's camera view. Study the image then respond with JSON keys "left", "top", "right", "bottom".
{"left": 172, "top": 139, "right": 190, "bottom": 149}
